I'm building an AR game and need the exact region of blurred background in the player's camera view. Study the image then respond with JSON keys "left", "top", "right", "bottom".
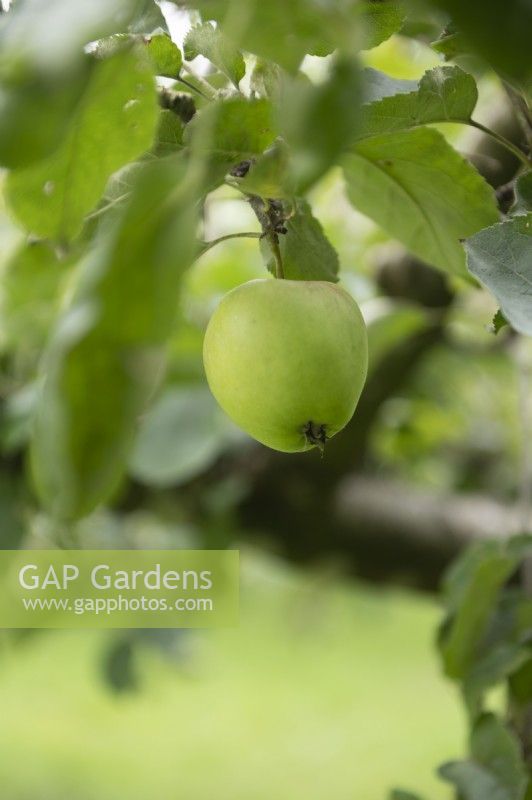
{"left": 0, "top": 4, "right": 530, "bottom": 799}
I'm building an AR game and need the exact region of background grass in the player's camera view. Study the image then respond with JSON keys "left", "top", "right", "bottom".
{"left": 0, "top": 550, "right": 462, "bottom": 800}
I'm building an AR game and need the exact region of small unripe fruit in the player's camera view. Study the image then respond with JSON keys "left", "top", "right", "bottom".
{"left": 203, "top": 278, "right": 368, "bottom": 452}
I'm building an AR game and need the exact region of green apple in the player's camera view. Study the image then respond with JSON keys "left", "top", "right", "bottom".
{"left": 203, "top": 278, "right": 368, "bottom": 452}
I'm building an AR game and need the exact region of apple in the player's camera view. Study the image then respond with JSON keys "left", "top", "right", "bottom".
{"left": 203, "top": 278, "right": 368, "bottom": 452}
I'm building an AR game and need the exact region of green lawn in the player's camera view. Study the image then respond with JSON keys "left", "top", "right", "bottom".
{"left": 0, "top": 551, "right": 462, "bottom": 800}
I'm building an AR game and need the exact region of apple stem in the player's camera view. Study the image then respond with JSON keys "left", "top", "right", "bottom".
{"left": 247, "top": 195, "right": 287, "bottom": 279}
{"left": 269, "top": 234, "right": 285, "bottom": 279}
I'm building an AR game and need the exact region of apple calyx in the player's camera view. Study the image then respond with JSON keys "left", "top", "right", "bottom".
{"left": 302, "top": 421, "right": 327, "bottom": 451}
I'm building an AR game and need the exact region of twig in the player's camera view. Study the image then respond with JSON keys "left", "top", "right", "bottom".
{"left": 199, "top": 231, "right": 262, "bottom": 255}
{"left": 468, "top": 119, "right": 532, "bottom": 168}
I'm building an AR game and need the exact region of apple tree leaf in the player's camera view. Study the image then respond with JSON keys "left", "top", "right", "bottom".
{"left": 279, "top": 54, "right": 361, "bottom": 192}
{"left": 0, "top": 0, "right": 140, "bottom": 169}
{"left": 185, "top": 97, "right": 276, "bottom": 190}
{"left": 438, "top": 541, "right": 517, "bottom": 680}
{"left": 515, "top": 171, "right": 532, "bottom": 212}
{"left": 184, "top": 22, "right": 245, "bottom": 88}
{"left": 465, "top": 215, "right": 532, "bottom": 336}
{"left": 439, "top": 713, "right": 528, "bottom": 800}
{"left": 30, "top": 155, "right": 198, "bottom": 520}
{"left": 129, "top": 386, "right": 232, "bottom": 487}
{"left": 427, "top": 0, "right": 532, "bottom": 84}
{"left": 186, "top": 0, "right": 360, "bottom": 72}
{"left": 359, "top": 1, "right": 406, "bottom": 50}
{"left": 6, "top": 47, "right": 158, "bottom": 241}
{"left": 142, "top": 31, "right": 182, "bottom": 77}
{"left": 260, "top": 199, "right": 339, "bottom": 282}
{"left": 343, "top": 127, "right": 499, "bottom": 278}
{"left": 359, "top": 65, "right": 478, "bottom": 138}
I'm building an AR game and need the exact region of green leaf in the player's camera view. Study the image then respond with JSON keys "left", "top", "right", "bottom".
{"left": 239, "top": 140, "right": 291, "bottom": 198}
{"left": 142, "top": 31, "right": 182, "bottom": 77}
{"left": 439, "top": 713, "right": 528, "bottom": 800}
{"left": 30, "top": 155, "right": 198, "bottom": 520}
{"left": 390, "top": 792, "right": 426, "bottom": 800}
{"left": 185, "top": 97, "right": 275, "bottom": 187}
{"left": 515, "top": 172, "right": 532, "bottom": 212}
{"left": 465, "top": 215, "right": 532, "bottom": 336}
{"left": 129, "top": 386, "right": 231, "bottom": 487}
{"left": 128, "top": 0, "right": 169, "bottom": 34}
{"left": 153, "top": 109, "right": 184, "bottom": 155}
{"left": 343, "top": 127, "right": 499, "bottom": 278}
{"left": 0, "top": 241, "right": 70, "bottom": 353}
{"left": 0, "top": 72, "right": 90, "bottom": 169}
{"left": 260, "top": 199, "right": 339, "bottom": 282}
{"left": 359, "top": 1, "right": 406, "bottom": 49}
{"left": 431, "top": 27, "right": 470, "bottom": 60}
{"left": 188, "top": 0, "right": 360, "bottom": 72}
{"left": 367, "top": 305, "right": 428, "bottom": 375}
{"left": 489, "top": 309, "right": 509, "bottom": 335}
{"left": 184, "top": 22, "right": 245, "bottom": 88}
{"left": 464, "top": 643, "right": 529, "bottom": 718}
{"left": 427, "top": 0, "right": 532, "bottom": 83}
{"left": 0, "top": 0, "right": 136, "bottom": 76}
{"left": 279, "top": 54, "right": 361, "bottom": 192}
{"left": 359, "top": 66, "right": 478, "bottom": 138}
{"left": 439, "top": 541, "right": 517, "bottom": 680}
{"left": 6, "top": 47, "right": 158, "bottom": 241}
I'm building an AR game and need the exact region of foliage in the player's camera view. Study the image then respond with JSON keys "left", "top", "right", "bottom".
{"left": 0, "top": 0, "right": 532, "bottom": 794}
{"left": 0, "top": 0, "right": 529, "bottom": 518}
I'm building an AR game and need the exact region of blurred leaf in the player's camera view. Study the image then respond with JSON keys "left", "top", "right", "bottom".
{"left": 343, "top": 127, "right": 499, "bottom": 278}
{"left": 367, "top": 305, "right": 428, "bottom": 375}
{"left": 250, "top": 59, "right": 282, "bottom": 99}
{"left": 128, "top": 0, "right": 168, "bottom": 34}
{"left": 143, "top": 31, "right": 182, "bottom": 77}
{"left": 465, "top": 215, "right": 532, "bottom": 336}
{"left": 0, "top": 71, "right": 90, "bottom": 169}
{"left": 489, "top": 309, "right": 509, "bottom": 335}
{"left": 0, "top": 240, "right": 69, "bottom": 353}
{"left": 130, "top": 386, "right": 231, "bottom": 487}
{"left": 184, "top": 22, "right": 245, "bottom": 88}
{"left": 30, "top": 155, "right": 198, "bottom": 520}
{"left": 153, "top": 109, "right": 184, "bottom": 155}
{"left": 439, "top": 713, "right": 528, "bottom": 800}
{"left": 427, "top": 0, "right": 532, "bottom": 83}
{"left": 6, "top": 47, "right": 158, "bottom": 241}
{"left": 464, "top": 642, "right": 528, "bottom": 718}
{"left": 239, "top": 140, "right": 291, "bottom": 198}
{"left": 0, "top": 473, "right": 26, "bottom": 548}
{"left": 0, "top": 0, "right": 136, "bottom": 76}
{"left": 431, "top": 27, "right": 470, "bottom": 60}
{"left": 279, "top": 54, "right": 361, "bottom": 192}
{"left": 439, "top": 541, "right": 517, "bottom": 680}
{"left": 390, "top": 792, "right": 426, "bottom": 800}
{"left": 185, "top": 97, "right": 275, "bottom": 188}
{"left": 260, "top": 199, "right": 339, "bottom": 281}
{"left": 359, "top": 1, "right": 406, "bottom": 49}
{"left": 187, "top": 0, "right": 360, "bottom": 72}
{"left": 102, "top": 636, "right": 138, "bottom": 693}
{"left": 359, "top": 66, "right": 478, "bottom": 138}
{"left": 515, "top": 172, "right": 532, "bottom": 212}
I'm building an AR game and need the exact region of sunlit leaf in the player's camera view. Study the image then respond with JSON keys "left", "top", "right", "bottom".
{"left": 466, "top": 215, "right": 532, "bottom": 336}
{"left": 343, "top": 127, "right": 499, "bottom": 278}
{"left": 6, "top": 47, "right": 158, "bottom": 241}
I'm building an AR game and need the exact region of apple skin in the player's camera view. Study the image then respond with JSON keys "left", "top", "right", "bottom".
{"left": 203, "top": 278, "right": 368, "bottom": 452}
